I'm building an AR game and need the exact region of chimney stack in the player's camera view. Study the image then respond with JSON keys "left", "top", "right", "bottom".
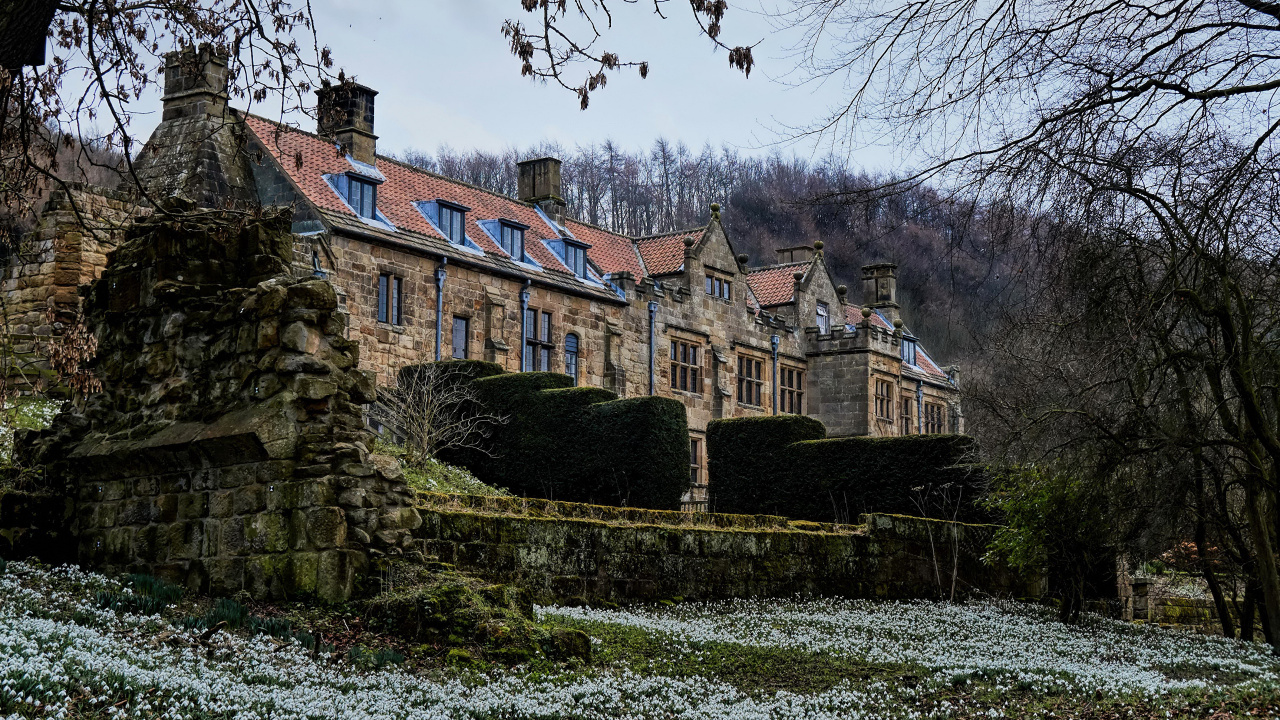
{"left": 861, "top": 263, "right": 900, "bottom": 324}
{"left": 316, "top": 82, "right": 378, "bottom": 165}
{"left": 160, "top": 44, "right": 229, "bottom": 121}
{"left": 517, "top": 157, "right": 566, "bottom": 226}
{"left": 775, "top": 246, "right": 815, "bottom": 264}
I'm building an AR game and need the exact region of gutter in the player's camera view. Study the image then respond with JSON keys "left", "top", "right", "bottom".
{"left": 434, "top": 259, "right": 448, "bottom": 361}
{"left": 916, "top": 379, "right": 924, "bottom": 434}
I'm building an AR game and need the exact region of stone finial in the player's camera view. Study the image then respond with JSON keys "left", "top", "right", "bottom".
{"left": 861, "top": 306, "right": 872, "bottom": 318}
{"left": 736, "top": 253, "right": 749, "bottom": 265}
{"left": 837, "top": 284, "right": 847, "bottom": 297}
{"left": 814, "top": 240, "right": 824, "bottom": 251}
{"left": 710, "top": 202, "right": 721, "bottom": 220}
{"left": 893, "top": 318, "right": 904, "bottom": 329}
{"left": 683, "top": 236, "right": 696, "bottom": 248}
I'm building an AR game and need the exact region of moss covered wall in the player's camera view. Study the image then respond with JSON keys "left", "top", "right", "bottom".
{"left": 410, "top": 493, "right": 1039, "bottom": 603}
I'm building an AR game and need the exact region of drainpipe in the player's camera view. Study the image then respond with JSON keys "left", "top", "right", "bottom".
{"left": 770, "top": 334, "right": 780, "bottom": 415}
{"left": 648, "top": 300, "right": 659, "bottom": 395}
{"left": 519, "top": 281, "right": 531, "bottom": 371}
{"left": 916, "top": 379, "right": 924, "bottom": 434}
{"left": 433, "top": 258, "right": 447, "bottom": 361}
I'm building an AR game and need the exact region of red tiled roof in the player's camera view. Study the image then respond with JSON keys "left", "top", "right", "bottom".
{"left": 916, "top": 348, "right": 950, "bottom": 380}
{"left": 635, "top": 228, "right": 703, "bottom": 276}
{"left": 565, "top": 219, "right": 643, "bottom": 277}
{"left": 745, "top": 262, "right": 807, "bottom": 306}
{"left": 242, "top": 115, "right": 623, "bottom": 290}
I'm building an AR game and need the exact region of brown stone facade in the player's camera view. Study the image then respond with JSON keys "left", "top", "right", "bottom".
{"left": 7, "top": 48, "right": 963, "bottom": 512}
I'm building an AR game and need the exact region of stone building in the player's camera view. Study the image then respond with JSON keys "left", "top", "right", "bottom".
{"left": 10, "top": 46, "right": 961, "bottom": 509}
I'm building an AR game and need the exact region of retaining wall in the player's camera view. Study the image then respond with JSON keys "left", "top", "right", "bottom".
{"left": 411, "top": 493, "right": 1040, "bottom": 603}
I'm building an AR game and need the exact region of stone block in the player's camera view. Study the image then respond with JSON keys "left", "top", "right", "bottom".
{"left": 205, "top": 557, "right": 246, "bottom": 595}
{"left": 305, "top": 507, "right": 346, "bottom": 549}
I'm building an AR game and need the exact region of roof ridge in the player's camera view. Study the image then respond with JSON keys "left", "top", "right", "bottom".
{"left": 245, "top": 112, "right": 546, "bottom": 210}
{"left": 563, "top": 216, "right": 639, "bottom": 242}
{"left": 635, "top": 226, "right": 707, "bottom": 242}
{"left": 746, "top": 261, "right": 810, "bottom": 273}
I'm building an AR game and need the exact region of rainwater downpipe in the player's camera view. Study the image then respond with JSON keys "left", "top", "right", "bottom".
{"left": 770, "top": 334, "right": 780, "bottom": 415}
{"left": 916, "top": 379, "right": 924, "bottom": 434}
{"left": 433, "top": 258, "right": 447, "bottom": 361}
{"left": 647, "top": 300, "right": 659, "bottom": 395}
{"left": 519, "top": 281, "right": 531, "bottom": 371}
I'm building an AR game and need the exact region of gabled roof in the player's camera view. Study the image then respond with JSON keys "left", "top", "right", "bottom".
{"left": 634, "top": 228, "right": 704, "bottom": 276}
{"left": 745, "top": 262, "right": 808, "bottom": 306}
{"left": 842, "top": 306, "right": 951, "bottom": 383}
{"left": 242, "top": 114, "right": 625, "bottom": 302}
{"left": 564, "top": 219, "right": 644, "bottom": 277}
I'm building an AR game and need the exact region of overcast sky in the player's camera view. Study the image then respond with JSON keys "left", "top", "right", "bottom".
{"left": 128, "top": 1, "right": 899, "bottom": 170}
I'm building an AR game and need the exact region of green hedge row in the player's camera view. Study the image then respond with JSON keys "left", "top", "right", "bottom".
{"left": 708, "top": 415, "right": 986, "bottom": 523}
{"left": 435, "top": 364, "right": 689, "bottom": 510}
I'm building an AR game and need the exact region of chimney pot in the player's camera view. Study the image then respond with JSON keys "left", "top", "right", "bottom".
{"left": 160, "top": 44, "right": 229, "bottom": 121}
{"left": 861, "top": 263, "right": 900, "bottom": 324}
{"left": 315, "top": 82, "right": 378, "bottom": 165}
{"left": 518, "top": 157, "right": 566, "bottom": 226}
{"left": 775, "top": 245, "right": 815, "bottom": 264}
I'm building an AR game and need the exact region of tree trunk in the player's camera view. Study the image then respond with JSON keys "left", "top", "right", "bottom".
{"left": 1242, "top": 581, "right": 1257, "bottom": 642}
{"left": 1244, "top": 483, "right": 1280, "bottom": 651}
{"left": 1196, "top": 519, "right": 1236, "bottom": 639}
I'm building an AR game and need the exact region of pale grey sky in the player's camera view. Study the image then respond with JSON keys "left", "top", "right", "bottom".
{"left": 127, "top": 2, "right": 899, "bottom": 170}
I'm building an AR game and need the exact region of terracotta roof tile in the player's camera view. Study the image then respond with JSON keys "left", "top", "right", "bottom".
{"left": 565, "top": 219, "right": 644, "bottom": 277}
{"left": 745, "top": 262, "right": 807, "bottom": 306}
{"left": 242, "top": 115, "right": 622, "bottom": 296}
{"left": 634, "top": 228, "right": 703, "bottom": 276}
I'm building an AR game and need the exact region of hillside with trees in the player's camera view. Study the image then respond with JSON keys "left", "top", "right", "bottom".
{"left": 397, "top": 142, "right": 1023, "bottom": 363}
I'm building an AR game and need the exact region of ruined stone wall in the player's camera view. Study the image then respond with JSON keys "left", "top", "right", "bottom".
{"left": 410, "top": 494, "right": 1040, "bottom": 604}
{"left": 1, "top": 186, "right": 139, "bottom": 383}
{"left": 20, "top": 206, "right": 421, "bottom": 601}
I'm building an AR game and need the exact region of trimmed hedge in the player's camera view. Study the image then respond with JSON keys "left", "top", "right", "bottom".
{"left": 436, "top": 368, "right": 689, "bottom": 510}
{"left": 708, "top": 415, "right": 986, "bottom": 523}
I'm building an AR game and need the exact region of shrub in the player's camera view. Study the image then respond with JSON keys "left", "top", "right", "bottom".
{"left": 441, "top": 370, "right": 689, "bottom": 509}
{"left": 708, "top": 415, "right": 985, "bottom": 522}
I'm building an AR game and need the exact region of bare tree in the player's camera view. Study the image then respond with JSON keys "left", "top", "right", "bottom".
{"left": 501, "top": 0, "right": 755, "bottom": 109}
{"left": 368, "top": 362, "right": 507, "bottom": 467}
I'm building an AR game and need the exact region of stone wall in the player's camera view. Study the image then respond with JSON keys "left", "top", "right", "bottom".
{"left": 410, "top": 493, "right": 1040, "bottom": 603}
{"left": 1, "top": 185, "right": 139, "bottom": 387}
{"left": 20, "top": 205, "right": 422, "bottom": 601}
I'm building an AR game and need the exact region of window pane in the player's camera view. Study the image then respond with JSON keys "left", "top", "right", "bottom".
{"left": 452, "top": 317, "right": 468, "bottom": 359}
{"left": 541, "top": 312, "right": 551, "bottom": 342}
{"left": 391, "top": 277, "right": 402, "bottom": 324}
{"left": 377, "top": 274, "right": 388, "bottom": 323}
{"left": 525, "top": 309, "right": 535, "bottom": 338}
{"left": 540, "top": 347, "right": 550, "bottom": 371}
{"left": 706, "top": 276, "right": 713, "bottom": 294}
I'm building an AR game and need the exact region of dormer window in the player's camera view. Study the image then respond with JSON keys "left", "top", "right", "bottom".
{"left": 499, "top": 221, "right": 526, "bottom": 260}
{"left": 438, "top": 202, "right": 466, "bottom": 244}
{"left": 346, "top": 176, "right": 377, "bottom": 219}
{"left": 564, "top": 242, "right": 585, "bottom": 277}
{"left": 902, "top": 338, "right": 918, "bottom": 366}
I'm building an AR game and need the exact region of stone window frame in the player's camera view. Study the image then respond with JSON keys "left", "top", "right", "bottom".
{"left": 670, "top": 338, "right": 703, "bottom": 395}
{"left": 779, "top": 365, "right": 804, "bottom": 415}
{"left": 704, "top": 272, "right": 732, "bottom": 301}
{"left": 377, "top": 271, "right": 403, "bottom": 326}
{"left": 524, "top": 308, "right": 555, "bottom": 371}
{"left": 564, "top": 332, "right": 580, "bottom": 385}
{"left": 924, "top": 401, "right": 946, "bottom": 434}
{"left": 451, "top": 315, "right": 470, "bottom": 359}
{"left": 874, "top": 378, "right": 895, "bottom": 421}
{"left": 689, "top": 435, "right": 705, "bottom": 488}
{"left": 900, "top": 395, "right": 914, "bottom": 435}
{"left": 737, "top": 353, "right": 765, "bottom": 407}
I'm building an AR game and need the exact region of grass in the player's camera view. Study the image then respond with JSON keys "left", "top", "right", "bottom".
{"left": 371, "top": 439, "right": 510, "bottom": 497}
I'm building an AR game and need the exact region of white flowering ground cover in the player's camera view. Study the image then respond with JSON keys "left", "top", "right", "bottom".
{"left": 1, "top": 561, "right": 1278, "bottom": 719}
